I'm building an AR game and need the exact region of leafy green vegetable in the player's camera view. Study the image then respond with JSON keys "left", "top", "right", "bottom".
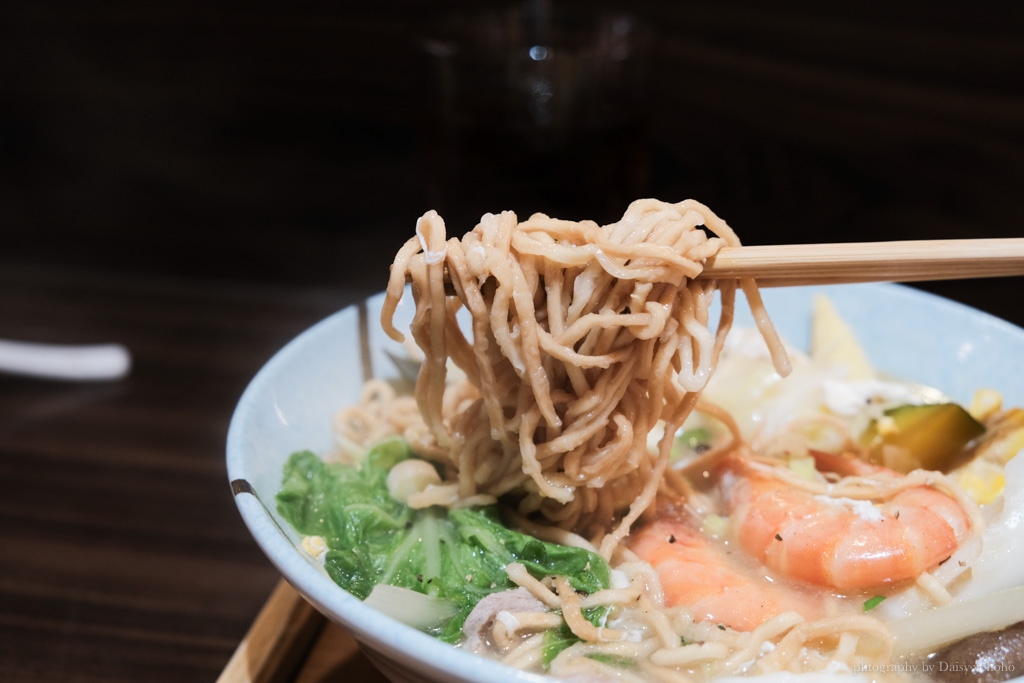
{"left": 587, "top": 653, "right": 635, "bottom": 668}
{"left": 677, "top": 427, "right": 712, "bottom": 451}
{"left": 542, "top": 621, "right": 580, "bottom": 668}
{"left": 863, "top": 595, "right": 887, "bottom": 612}
{"left": 276, "top": 439, "right": 611, "bottom": 643}
{"left": 539, "top": 608, "right": 619, "bottom": 671}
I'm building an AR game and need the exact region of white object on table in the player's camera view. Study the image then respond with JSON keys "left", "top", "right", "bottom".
{"left": 0, "top": 339, "right": 132, "bottom": 381}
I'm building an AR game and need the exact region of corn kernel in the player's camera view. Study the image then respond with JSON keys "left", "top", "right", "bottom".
{"left": 302, "top": 535, "right": 328, "bottom": 558}
{"left": 876, "top": 416, "right": 898, "bottom": 437}
{"left": 969, "top": 389, "right": 1003, "bottom": 422}
{"left": 956, "top": 468, "right": 1005, "bottom": 506}
{"left": 996, "top": 432, "right": 1024, "bottom": 465}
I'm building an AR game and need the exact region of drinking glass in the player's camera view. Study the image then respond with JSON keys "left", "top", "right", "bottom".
{"left": 420, "top": 4, "right": 653, "bottom": 229}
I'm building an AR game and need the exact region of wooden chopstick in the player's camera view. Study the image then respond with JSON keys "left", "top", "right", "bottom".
{"left": 404, "top": 238, "right": 1024, "bottom": 290}
{"left": 702, "top": 238, "right": 1024, "bottom": 287}
{"left": 217, "top": 579, "right": 327, "bottom": 683}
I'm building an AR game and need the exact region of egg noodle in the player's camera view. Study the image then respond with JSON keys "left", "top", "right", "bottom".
{"left": 379, "top": 198, "right": 789, "bottom": 548}
{"left": 330, "top": 199, "right": 997, "bottom": 681}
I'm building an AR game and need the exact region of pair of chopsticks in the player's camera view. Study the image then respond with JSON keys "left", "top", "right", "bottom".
{"left": 407, "top": 238, "right": 1024, "bottom": 289}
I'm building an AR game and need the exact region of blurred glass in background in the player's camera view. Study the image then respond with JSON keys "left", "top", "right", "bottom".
{"left": 419, "top": 2, "right": 654, "bottom": 229}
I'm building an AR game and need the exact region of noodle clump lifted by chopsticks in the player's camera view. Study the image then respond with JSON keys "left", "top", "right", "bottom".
{"left": 378, "top": 198, "right": 791, "bottom": 553}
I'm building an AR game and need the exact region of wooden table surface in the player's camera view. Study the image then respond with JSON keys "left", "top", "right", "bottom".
{"left": 1, "top": 1, "right": 1021, "bottom": 681}
{"left": 0, "top": 265, "right": 345, "bottom": 681}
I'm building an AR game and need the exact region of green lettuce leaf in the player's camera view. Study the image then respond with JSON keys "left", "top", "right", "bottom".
{"left": 276, "top": 438, "right": 611, "bottom": 644}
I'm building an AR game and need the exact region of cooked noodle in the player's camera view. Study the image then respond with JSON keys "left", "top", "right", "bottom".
{"left": 483, "top": 543, "right": 900, "bottom": 680}
{"left": 381, "top": 198, "right": 790, "bottom": 546}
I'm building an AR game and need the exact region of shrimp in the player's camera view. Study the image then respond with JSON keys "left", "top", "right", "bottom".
{"left": 628, "top": 512, "right": 821, "bottom": 631}
{"left": 719, "top": 451, "right": 973, "bottom": 591}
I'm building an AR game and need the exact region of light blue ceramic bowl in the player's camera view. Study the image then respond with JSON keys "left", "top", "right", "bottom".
{"left": 227, "top": 283, "right": 1024, "bottom": 683}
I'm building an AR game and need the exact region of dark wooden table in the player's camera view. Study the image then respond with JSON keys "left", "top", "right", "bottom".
{"left": 0, "top": 265, "right": 354, "bottom": 681}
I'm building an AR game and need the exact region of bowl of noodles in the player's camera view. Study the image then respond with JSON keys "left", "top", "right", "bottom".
{"left": 228, "top": 201, "right": 1024, "bottom": 683}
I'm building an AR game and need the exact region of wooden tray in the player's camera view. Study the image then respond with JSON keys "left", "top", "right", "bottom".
{"left": 218, "top": 579, "right": 390, "bottom": 683}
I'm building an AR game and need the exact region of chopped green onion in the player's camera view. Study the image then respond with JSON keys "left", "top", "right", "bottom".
{"left": 863, "top": 595, "right": 886, "bottom": 612}
{"left": 587, "top": 653, "right": 635, "bottom": 668}
{"left": 787, "top": 455, "right": 817, "bottom": 481}
{"left": 677, "top": 427, "right": 712, "bottom": 452}
{"left": 701, "top": 513, "right": 729, "bottom": 538}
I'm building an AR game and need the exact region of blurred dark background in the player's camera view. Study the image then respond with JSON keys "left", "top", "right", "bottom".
{"left": 1, "top": 1, "right": 1022, "bottom": 299}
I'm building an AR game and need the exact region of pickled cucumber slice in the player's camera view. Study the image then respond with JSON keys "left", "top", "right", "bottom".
{"left": 859, "top": 403, "right": 985, "bottom": 473}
